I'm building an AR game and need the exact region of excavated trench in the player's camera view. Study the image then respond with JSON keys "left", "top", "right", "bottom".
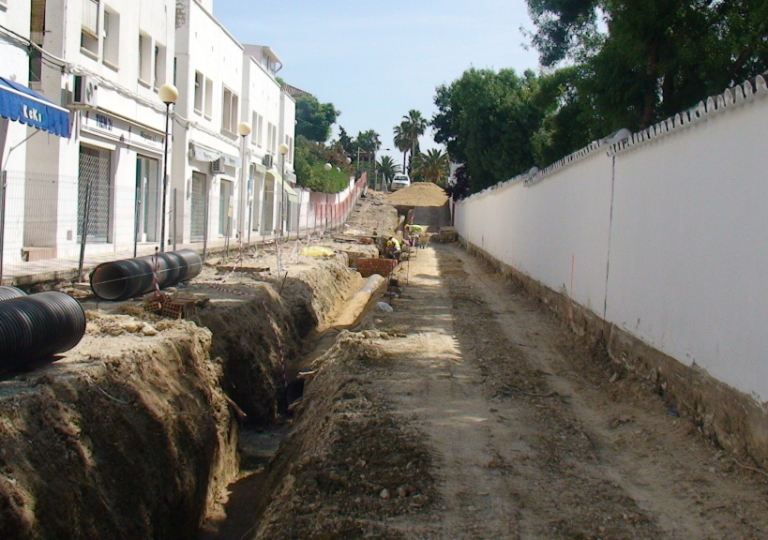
{"left": 0, "top": 251, "right": 383, "bottom": 540}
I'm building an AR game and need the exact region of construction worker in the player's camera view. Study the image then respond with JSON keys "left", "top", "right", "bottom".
{"left": 386, "top": 236, "right": 401, "bottom": 261}
{"left": 404, "top": 224, "right": 426, "bottom": 249}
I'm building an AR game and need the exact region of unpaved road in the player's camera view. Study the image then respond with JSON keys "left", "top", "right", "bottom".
{"left": 362, "top": 243, "right": 768, "bottom": 539}
{"left": 205, "top": 187, "right": 768, "bottom": 539}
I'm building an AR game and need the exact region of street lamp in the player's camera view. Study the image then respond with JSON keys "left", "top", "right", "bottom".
{"left": 158, "top": 83, "right": 178, "bottom": 253}
{"left": 278, "top": 142, "right": 289, "bottom": 237}
{"left": 237, "top": 121, "right": 251, "bottom": 244}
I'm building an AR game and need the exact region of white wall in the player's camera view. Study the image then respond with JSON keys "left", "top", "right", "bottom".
{"left": 456, "top": 77, "right": 768, "bottom": 401}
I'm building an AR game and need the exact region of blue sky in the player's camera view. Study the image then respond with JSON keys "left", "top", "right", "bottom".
{"left": 213, "top": 0, "right": 540, "bottom": 162}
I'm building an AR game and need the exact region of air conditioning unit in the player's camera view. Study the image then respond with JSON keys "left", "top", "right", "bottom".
{"left": 262, "top": 154, "right": 273, "bottom": 168}
{"left": 72, "top": 75, "right": 98, "bottom": 108}
{"left": 210, "top": 158, "right": 224, "bottom": 174}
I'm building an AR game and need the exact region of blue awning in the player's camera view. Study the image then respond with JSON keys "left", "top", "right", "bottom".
{"left": 0, "top": 77, "right": 71, "bottom": 138}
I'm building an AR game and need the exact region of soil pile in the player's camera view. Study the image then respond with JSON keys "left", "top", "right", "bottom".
{"left": 250, "top": 332, "right": 436, "bottom": 539}
{"left": 0, "top": 313, "right": 234, "bottom": 540}
{"left": 386, "top": 182, "right": 448, "bottom": 207}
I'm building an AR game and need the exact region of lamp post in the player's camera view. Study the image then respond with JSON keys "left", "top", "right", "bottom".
{"left": 158, "top": 83, "right": 178, "bottom": 253}
{"left": 278, "top": 142, "right": 289, "bottom": 237}
{"left": 237, "top": 121, "right": 251, "bottom": 244}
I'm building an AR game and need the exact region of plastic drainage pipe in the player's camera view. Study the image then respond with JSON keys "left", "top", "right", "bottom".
{"left": 90, "top": 249, "right": 202, "bottom": 301}
{"left": 0, "top": 291, "right": 86, "bottom": 367}
{"left": 0, "top": 286, "right": 26, "bottom": 301}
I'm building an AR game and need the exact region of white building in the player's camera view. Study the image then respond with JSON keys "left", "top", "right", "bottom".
{"left": 172, "top": 0, "right": 295, "bottom": 249}
{"left": 17, "top": 0, "right": 176, "bottom": 261}
{"left": 0, "top": 0, "right": 71, "bottom": 267}
{"left": 241, "top": 44, "right": 296, "bottom": 241}
{"left": 0, "top": 0, "right": 297, "bottom": 274}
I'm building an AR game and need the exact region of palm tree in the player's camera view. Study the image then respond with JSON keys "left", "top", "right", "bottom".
{"left": 402, "top": 110, "right": 427, "bottom": 170}
{"left": 412, "top": 149, "right": 450, "bottom": 187}
{"left": 393, "top": 121, "right": 410, "bottom": 171}
{"left": 376, "top": 155, "right": 401, "bottom": 190}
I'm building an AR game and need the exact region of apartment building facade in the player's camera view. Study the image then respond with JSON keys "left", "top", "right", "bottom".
{"left": 21, "top": 0, "right": 177, "bottom": 260}
{"left": 0, "top": 0, "right": 296, "bottom": 268}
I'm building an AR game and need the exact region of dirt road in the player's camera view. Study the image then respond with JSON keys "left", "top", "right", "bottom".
{"left": 356, "top": 243, "right": 768, "bottom": 538}
{"left": 249, "top": 238, "right": 768, "bottom": 538}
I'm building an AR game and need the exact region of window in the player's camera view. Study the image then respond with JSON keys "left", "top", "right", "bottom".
{"left": 285, "top": 136, "right": 294, "bottom": 164}
{"left": 204, "top": 77, "right": 213, "bottom": 118}
{"left": 82, "top": 0, "right": 98, "bottom": 37}
{"left": 193, "top": 71, "right": 203, "bottom": 113}
{"left": 251, "top": 112, "right": 264, "bottom": 147}
{"left": 102, "top": 9, "right": 119, "bottom": 68}
{"left": 81, "top": 0, "right": 99, "bottom": 57}
{"left": 267, "top": 122, "right": 277, "bottom": 154}
{"left": 154, "top": 43, "right": 166, "bottom": 90}
{"left": 221, "top": 86, "right": 239, "bottom": 135}
{"left": 138, "top": 33, "right": 151, "bottom": 85}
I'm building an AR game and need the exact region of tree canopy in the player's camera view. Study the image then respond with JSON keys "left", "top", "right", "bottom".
{"left": 295, "top": 96, "right": 340, "bottom": 142}
{"left": 412, "top": 149, "right": 450, "bottom": 187}
{"left": 432, "top": 68, "right": 543, "bottom": 193}
{"left": 527, "top": 0, "right": 768, "bottom": 131}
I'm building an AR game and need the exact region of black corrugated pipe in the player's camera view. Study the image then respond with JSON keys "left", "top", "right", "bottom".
{"left": 0, "top": 291, "right": 86, "bottom": 367}
{"left": 0, "top": 286, "right": 26, "bottom": 301}
{"left": 89, "top": 249, "right": 203, "bottom": 301}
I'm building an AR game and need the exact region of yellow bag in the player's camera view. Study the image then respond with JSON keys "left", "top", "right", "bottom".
{"left": 300, "top": 246, "right": 335, "bottom": 258}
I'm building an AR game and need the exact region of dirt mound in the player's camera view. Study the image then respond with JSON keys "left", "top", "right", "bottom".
{"left": 386, "top": 182, "right": 448, "bottom": 207}
{"left": 250, "top": 332, "right": 436, "bottom": 539}
{"left": 0, "top": 314, "right": 234, "bottom": 540}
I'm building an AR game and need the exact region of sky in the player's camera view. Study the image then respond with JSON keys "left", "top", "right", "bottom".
{"left": 213, "top": 0, "right": 540, "bottom": 163}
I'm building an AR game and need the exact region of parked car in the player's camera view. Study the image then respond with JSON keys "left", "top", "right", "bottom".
{"left": 391, "top": 174, "right": 411, "bottom": 191}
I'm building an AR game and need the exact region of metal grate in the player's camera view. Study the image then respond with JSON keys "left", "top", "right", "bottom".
{"left": 190, "top": 171, "right": 206, "bottom": 241}
{"left": 78, "top": 145, "right": 111, "bottom": 243}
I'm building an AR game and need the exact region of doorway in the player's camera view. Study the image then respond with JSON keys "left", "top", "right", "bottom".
{"left": 135, "top": 156, "right": 160, "bottom": 242}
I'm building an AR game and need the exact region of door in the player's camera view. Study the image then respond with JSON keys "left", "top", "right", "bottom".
{"left": 261, "top": 174, "right": 275, "bottom": 234}
{"left": 218, "top": 179, "right": 233, "bottom": 236}
{"left": 78, "top": 145, "right": 111, "bottom": 243}
{"left": 135, "top": 156, "right": 160, "bottom": 242}
{"left": 190, "top": 172, "right": 206, "bottom": 241}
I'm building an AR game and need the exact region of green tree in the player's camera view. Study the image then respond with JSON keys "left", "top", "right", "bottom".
{"left": 400, "top": 110, "right": 427, "bottom": 173}
{"left": 337, "top": 126, "right": 353, "bottom": 155}
{"left": 412, "top": 149, "right": 450, "bottom": 187}
{"left": 526, "top": 0, "right": 768, "bottom": 130}
{"left": 445, "top": 163, "right": 472, "bottom": 201}
{"left": 393, "top": 121, "right": 410, "bottom": 171}
{"left": 529, "top": 66, "right": 605, "bottom": 167}
{"left": 376, "top": 155, "right": 401, "bottom": 189}
{"left": 295, "top": 96, "right": 339, "bottom": 142}
{"left": 432, "top": 68, "right": 543, "bottom": 194}
{"left": 293, "top": 135, "right": 352, "bottom": 193}
{"left": 353, "top": 130, "right": 381, "bottom": 170}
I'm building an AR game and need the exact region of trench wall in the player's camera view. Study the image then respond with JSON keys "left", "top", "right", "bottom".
{"left": 455, "top": 76, "right": 768, "bottom": 462}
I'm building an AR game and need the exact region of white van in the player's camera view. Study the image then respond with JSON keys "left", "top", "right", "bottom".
{"left": 391, "top": 174, "right": 411, "bottom": 191}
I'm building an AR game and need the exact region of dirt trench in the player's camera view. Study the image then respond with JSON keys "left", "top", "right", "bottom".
{"left": 0, "top": 251, "right": 368, "bottom": 539}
